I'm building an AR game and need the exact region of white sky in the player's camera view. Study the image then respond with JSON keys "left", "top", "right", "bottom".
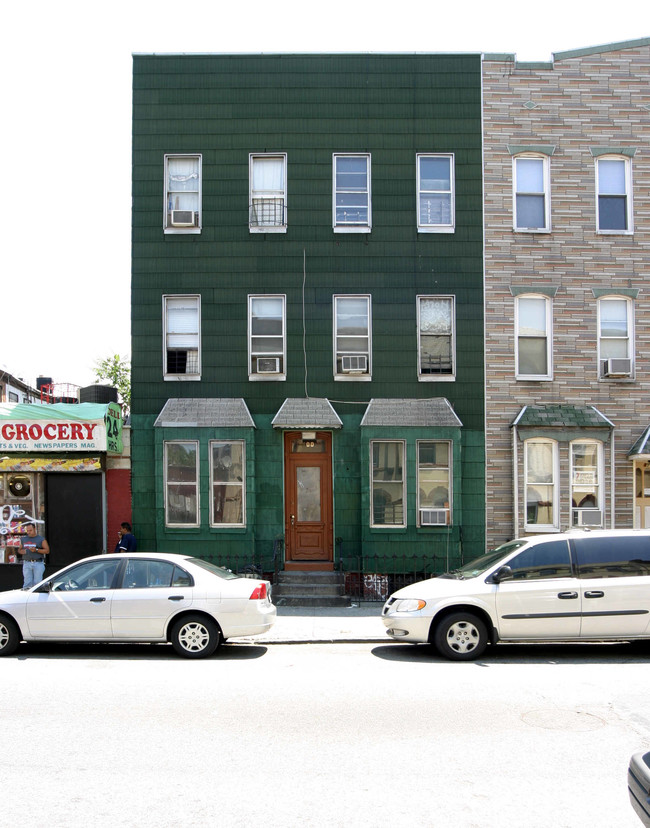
{"left": 1, "top": 0, "right": 646, "bottom": 390}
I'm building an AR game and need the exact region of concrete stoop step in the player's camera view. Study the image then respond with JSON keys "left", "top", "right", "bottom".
{"left": 273, "top": 571, "right": 351, "bottom": 608}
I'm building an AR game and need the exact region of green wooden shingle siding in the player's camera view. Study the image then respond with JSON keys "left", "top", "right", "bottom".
{"left": 131, "top": 53, "right": 485, "bottom": 569}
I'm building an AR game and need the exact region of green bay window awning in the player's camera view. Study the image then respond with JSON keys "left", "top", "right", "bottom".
{"left": 628, "top": 425, "right": 650, "bottom": 459}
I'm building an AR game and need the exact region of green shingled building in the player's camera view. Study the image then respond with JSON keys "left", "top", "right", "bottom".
{"left": 130, "top": 53, "right": 485, "bottom": 587}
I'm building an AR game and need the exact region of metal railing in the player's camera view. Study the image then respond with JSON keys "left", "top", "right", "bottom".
{"left": 249, "top": 198, "right": 286, "bottom": 228}
{"left": 197, "top": 542, "right": 460, "bottom": 603}
{"left": 340, "top": 551, "right": 458, "bottom": 603}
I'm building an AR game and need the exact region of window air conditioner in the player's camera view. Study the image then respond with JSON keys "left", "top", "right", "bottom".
{"left": 171, "top": 210, "right": 195, "bottom": 227}
{"left": 604, "top": 358, "right": 631, "bottom": 377}
{"left": 576, "top": 509, "right": 602, "bottom": 527}
{"left": 420, "top": 508, "right": 448, "bottom": 526}
{"left": 341, "top": 355, "right": 368, "bottom": 373}
{"left": 257, "top": 357, "right": 281, "bottom": 374}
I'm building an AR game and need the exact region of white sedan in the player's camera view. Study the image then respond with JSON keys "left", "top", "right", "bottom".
{"left": 0, "top": 552, "right": 276, "bottom": 658}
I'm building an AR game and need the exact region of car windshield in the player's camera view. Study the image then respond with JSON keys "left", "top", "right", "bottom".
{"left": 186, "top": 558, "right": 240, "bottom": 580}
{"left": 440, "top": 540, "right": 529, "bottom": 579}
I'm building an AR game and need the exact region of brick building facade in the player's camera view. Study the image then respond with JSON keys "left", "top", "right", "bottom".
{"left": 483, "top": 38, "right": 650, "bottom": 548}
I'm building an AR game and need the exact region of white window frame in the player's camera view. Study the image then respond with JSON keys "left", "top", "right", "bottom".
{"left": 370, "top": 440, "right": 406, "bottom": 528}
{"left": 524, "top": 438, "right": 559, "bottom": 533}
{"left": 163, "top": 295, "right": 201, "bottom": 381}
{"left": 249, "top": 153, "right": 287, "bottom": 233}
{"left": 248, "top": 295, "right": 286, "bottom": 381}
{"left": 164, "top": 441, "right": 200, "bottom": 528}
{"left": 515, "top": 294, "right": 552, "bottom": 381}
{"left": 417, "top": 440, "right": 452, "bottom": 526}
{"left": 209, "top": 440, "right": 246, "bottom": 528}
{"left": 417, "top": 295, "right": 456, "bottom": 381}
{"left": 164, "top": 154, "right": 202, "bottom": 234}
{"left": 596, "top": 155, "right": 633, "bottom": 234}
{"left": 570, "top": 440, "right": 604, "bottom": 528}
{"left": 417, "top": 153, "right": 455, "bottom": 233}
{"left": 513, "top": 154, "right": 551, "bottom": 232}
{"left": 333, "top": 295, "right": 371, "bottom": 381}
{"left": 333, "top": 154, "right": 371, "bottom": 233}
{"left": 597, "top": 295, "right": 634, "bottom": 379}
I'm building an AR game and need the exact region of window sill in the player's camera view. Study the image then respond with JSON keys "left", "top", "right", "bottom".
{"left": 523, "top": 525, "right": 560, "bottom": 534}
{"left": 417, "top": 226, "right": 455, "bottom": 234}
{"left": 164, "top": 227, "right": 201, "bottom": 235}
{"left": 333, "top": 226, "right": 371, "bottom": 234}
{"left": 335, "top": 374, "right": 372, "bottom": 382}
{"left": 513, "top": 227, "right": 551, "bottom": 234}
{"left": 418, "top": 375, "right": 455, "bottom": 382}
{"left": 248, "top": 374, "right": 286, "bottom": 381}
{"left": 516, "top": 377, "right": 553, "bottom": 382}
{"left": 164, "top": 374, "right": 201, "bottom": 382}
{"left": 596, "top": 229, "right": 633, "bottom": 235}
{"left": 249, "top": 226, "right": 287, "bottom": 234}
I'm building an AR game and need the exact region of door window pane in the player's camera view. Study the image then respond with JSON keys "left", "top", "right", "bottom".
{"left": 297, "top": 467, "right": 321, "bottom": 522}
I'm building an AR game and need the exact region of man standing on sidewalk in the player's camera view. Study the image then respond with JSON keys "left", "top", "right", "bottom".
{"left": 19, "top": 523, "right": 49, "bottom": 590}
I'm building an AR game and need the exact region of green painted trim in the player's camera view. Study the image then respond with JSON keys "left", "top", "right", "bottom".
{"left": 590, "top": 146, "right": 637, "bottom": 158}
{"left": 508, "top": 144, "right": 555, "bottom": 156}
{"left": 554, "top": 38, "right": 650, "bottom": 61}
{"left": 482, "top": 53, "right": 516, "bottom": 62}
{"left": 510, "top": 286, "right": 558, "bottom": 297}
{"left": 517, "top": 428, "right": 611, "bottom": 443}
{"left": 515, "top": 62, "right": 553, "bottom": 71}
{"left": 592, "top": 288, "right": 639, "bottom": 299}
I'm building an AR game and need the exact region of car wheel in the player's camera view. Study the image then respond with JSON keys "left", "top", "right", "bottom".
{"left": 170, "top": 615, "right": 221, "bottom": 659}
{"left": 433, "top": 612, "right": 488, "bottom": 661}
{"left": 0, "top": 616, "right": 21, "bottom": 657}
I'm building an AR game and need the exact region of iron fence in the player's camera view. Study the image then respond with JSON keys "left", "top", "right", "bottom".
{"left": 197, "top": 542, "right": 459, "bottom": 604}
{"left": 340, "top": 552, "right": 455, "bottom": 603}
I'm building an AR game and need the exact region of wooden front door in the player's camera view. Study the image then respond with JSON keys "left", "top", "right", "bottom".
{"left": 284, "top": 431, "right": 333, "bottom": 570}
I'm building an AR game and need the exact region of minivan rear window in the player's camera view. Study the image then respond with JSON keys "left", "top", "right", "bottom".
{"left": 573, "top": 536, "right": 650, "bottom": 578}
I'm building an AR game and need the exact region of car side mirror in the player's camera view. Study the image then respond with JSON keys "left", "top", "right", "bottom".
{"left": 491, "top": 565, "right": 513, "bottom": 584}
{"left": 33, "top": 581, "right": 52, "bottom": 594}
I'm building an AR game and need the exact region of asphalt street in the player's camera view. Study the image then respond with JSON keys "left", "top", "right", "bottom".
{"left": 1, "top": 632, "right": 649, "bottom": 828}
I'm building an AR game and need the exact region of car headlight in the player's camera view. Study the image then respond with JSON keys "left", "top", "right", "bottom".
{"left": 391, "top": 598, "right": 426, "bottom": 613}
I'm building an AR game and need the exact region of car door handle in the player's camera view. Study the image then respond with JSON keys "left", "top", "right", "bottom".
{"left": 557, "top": 592, "right": 578, "bottom": 599}
{"left": 168, "top": 595, "right": 185, "bottom": 601}
{"left": 585, "top": 591, "right": 605, "bottom": 599}
{"left": 90, "top": 597, "right": 106, "bottom": 603}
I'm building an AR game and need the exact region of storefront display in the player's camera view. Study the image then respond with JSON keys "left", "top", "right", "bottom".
{"left": 0, "top": 401, "right": 126, "bottom": 589}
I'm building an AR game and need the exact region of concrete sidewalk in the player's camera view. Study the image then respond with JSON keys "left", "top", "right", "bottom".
{"left": 230, "top": 603, "right": 387, "bottom": 644}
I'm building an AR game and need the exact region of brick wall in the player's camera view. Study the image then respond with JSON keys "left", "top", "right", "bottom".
{"left": 483, "top": 41, "right": 650, "bottom": 546}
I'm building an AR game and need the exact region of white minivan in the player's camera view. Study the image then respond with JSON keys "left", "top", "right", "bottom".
{"left": 382, "top": 530, "right": 650, "bottom": 660}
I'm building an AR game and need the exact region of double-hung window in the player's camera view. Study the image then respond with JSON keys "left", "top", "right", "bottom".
{"left": 371, "top": 441, "right": 405, "bottom": 527}
{"left": 598, "top": 296, "right": 633, "bottom": 378}
{"left": 515, "top": 295, "right": 552, "bottom": 380}
{"left": 163, "top": 295, "right": 201, "bottom": 380}
{"left": 524, "top": 439, "right": 558, "bottom": 531}
{"left": 164, "top": 154, "right": 201, "bottom": 233}
{"left": 596, "top": 156, "right": 633, "bottom": 233}
{"left": 333, "top": 154, "right": 371, "bottom": 232}
{"left": 513, "top": 155, "right": 550, "bottom": 232}
{"left": 417, "top": 441, "right": 451, "bottom": 526}
{"left": 417, "top": 154, "right": 455, "bottom": 232}
{"left": 248, "top": 295, "right": 286, "bottom": 379}
{"left": 210, "top": 441, "right": 245, "bottom": 527}
{"left": 571, "top": 441, "right": 603, "bottom": 528}
{"left": 334, "top": 295, "right": 371, "bottom": 379}
{"left": 249, "top": 154, "right": 287, "bottom": 232}
{"left": 164, "top": 441, "right": 199, "bottom": 527}
{"left": 417, "top": 296, "right": 455, "bottom": 380}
